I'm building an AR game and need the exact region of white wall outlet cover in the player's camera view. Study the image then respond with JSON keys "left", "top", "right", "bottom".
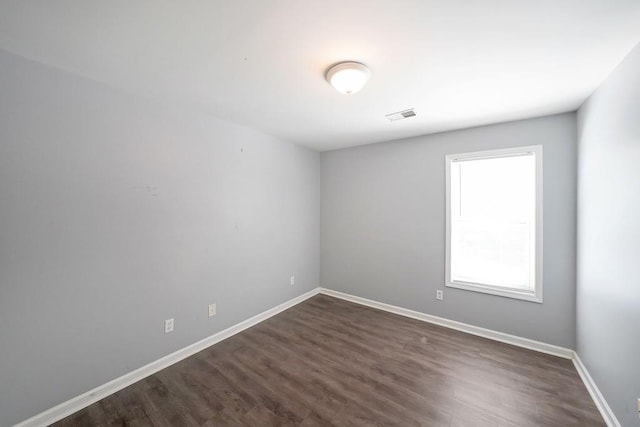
{"left": 436, "top": 290, "right": 444, "bottom": 301}
{"left": 208, "top": 303, "right": 217, "bottom": 318}
{"left": 290, "top": 276, "right": 295, "bottom": 286}
{"left": 164, "top": 318, "right": 174, "bottom": 333}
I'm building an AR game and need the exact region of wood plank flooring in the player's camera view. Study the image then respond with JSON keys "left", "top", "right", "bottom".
{"left": 53, "top": 295, "right": 605, "bottom": 426}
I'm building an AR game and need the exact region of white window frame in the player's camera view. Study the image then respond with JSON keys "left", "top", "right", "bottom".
{"left": 445, "top": 145, "right": 543, "bottom": 303}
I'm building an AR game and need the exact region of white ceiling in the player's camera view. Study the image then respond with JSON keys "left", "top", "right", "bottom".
{"left": 1, "top": 1, "right": 639, "bottom": 151}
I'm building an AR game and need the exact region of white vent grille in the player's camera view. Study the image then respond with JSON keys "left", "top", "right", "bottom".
{"left": 385, "top": 108, "right": 417, "bottom": 122}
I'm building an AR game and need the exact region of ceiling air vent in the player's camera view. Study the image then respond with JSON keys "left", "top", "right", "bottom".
{"left": 385, "top": 108, "right": 417, "bottom": 122}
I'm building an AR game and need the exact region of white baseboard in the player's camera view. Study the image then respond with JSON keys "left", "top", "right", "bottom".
{"left": 319, "top": 288, "right": 574, "bottom": 359}
{"left": 572, "top": 354, "right": 621, "bottom": 427}
{"left": 14, "top": 288, "right": 321, "bottom": 427}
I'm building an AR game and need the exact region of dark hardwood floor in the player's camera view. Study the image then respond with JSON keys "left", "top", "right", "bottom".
{"left": 53, "top": 295, "right": 604, "bottom": 426}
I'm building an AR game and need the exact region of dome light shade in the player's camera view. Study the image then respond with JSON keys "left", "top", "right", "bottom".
{"left": 326, "top": 62, "right": 370, "bottom": 94}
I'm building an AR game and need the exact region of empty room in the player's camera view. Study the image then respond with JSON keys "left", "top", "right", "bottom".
{"left": 1, "top": 1, "right": 639, "bottom": 426}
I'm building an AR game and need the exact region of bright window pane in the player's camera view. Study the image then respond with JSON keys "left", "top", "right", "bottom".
{"left": 450, "top": 152, "right": 536, "bottom": 292}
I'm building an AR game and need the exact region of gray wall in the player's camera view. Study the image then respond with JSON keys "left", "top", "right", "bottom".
{"left": 0, "top": 50, "right": 320, "bottom": 426}
{"left": 321, "top": 113, "right": 577, "bottom": 348}
{"left": 577, "top": 43, "right": 640, "bottom": 427}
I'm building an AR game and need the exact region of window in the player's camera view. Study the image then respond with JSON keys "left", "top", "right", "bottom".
{"left": 445, "top": 146, "right": 543, "bottom": 302}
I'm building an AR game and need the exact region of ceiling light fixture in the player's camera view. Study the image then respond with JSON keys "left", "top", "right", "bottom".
{"left": 326, "top": 62, "right": 370, "bottom": 94}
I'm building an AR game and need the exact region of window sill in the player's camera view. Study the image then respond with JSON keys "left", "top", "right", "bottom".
{"left": 446, "top": 280, "right": 543, "bottom": 303}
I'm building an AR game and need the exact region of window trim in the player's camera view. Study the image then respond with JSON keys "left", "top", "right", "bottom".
{"left": 445, "top": 145, "right": 543, "bottom": 303}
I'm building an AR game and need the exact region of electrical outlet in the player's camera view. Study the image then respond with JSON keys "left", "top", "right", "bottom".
{"left": 208, "top": 303, "right": 217, "bottom": 318}
{"left": 164, "top": 318, "right": 174, "bottom": 333}
{"left": 290, "top": 276, "right": 295, "bottom": 286}
{"left": 436, "top": 290, "right": 444, "bottom": 301}
{"left": 637, "top": 398, "right": 640, "bottom": 418}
